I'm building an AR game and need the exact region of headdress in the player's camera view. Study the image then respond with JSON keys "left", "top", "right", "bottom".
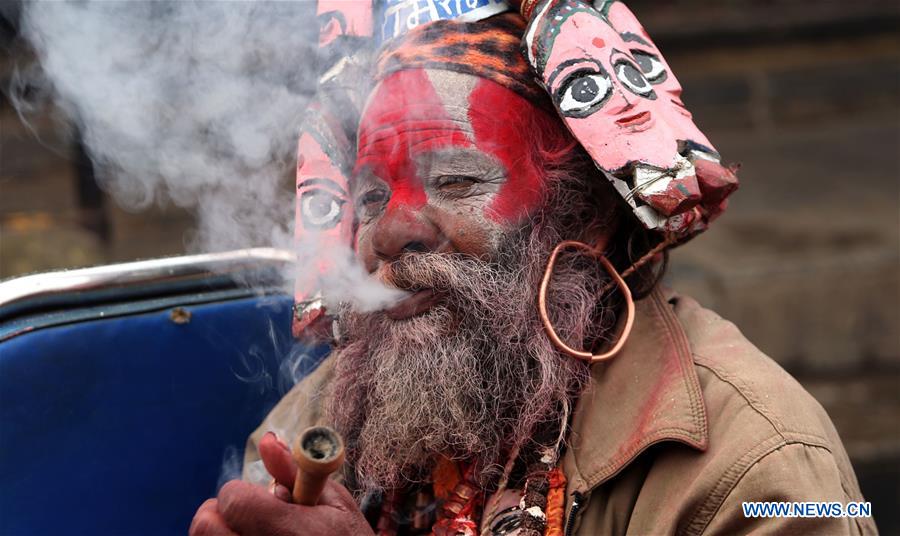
{"left": 375, "top": 13, "right": 543, "bottom": 103}
{"left": 291, "top": 0, "right": 738, "bottom": 339}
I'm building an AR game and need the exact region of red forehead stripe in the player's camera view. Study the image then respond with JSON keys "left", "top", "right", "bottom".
{"left": 469, "top": 80, "right": 562, "bottom": 221}
{"left": 357, "top": 69, "right": 465, "bottom": 209}
{"left": 357, "top": 68, "right": 567, "bottom": 223}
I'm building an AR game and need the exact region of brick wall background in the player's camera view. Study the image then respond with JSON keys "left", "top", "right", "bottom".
{"left": 629, "top": 4, "right": 900, "bottom": 527}
{"left": 2, "top": 1, "right": 898, "bottom": 531}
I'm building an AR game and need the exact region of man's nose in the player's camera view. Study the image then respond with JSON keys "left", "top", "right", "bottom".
{"left": 371, "top": 204, "right": 443, "bottom": 261}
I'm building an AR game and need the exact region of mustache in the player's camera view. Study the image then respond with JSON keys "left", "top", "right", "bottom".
{"left": 376, "top": 252, "right": 503, "bottom": 294}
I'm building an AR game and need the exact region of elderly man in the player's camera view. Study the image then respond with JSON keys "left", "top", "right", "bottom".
{"left": 191, "top": 3, "right": 874, "bottom": 535}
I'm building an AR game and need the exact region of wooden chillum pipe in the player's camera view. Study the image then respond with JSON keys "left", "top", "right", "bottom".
{"left": 291, "top": 425, "right": 345, "bottom": 506}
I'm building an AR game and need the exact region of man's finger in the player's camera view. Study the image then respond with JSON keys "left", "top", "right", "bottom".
{"left": 189, "top": 499, "right": 239, "bottom": 536}
{"left": 259, "top": 431, "right": 298, "bottom": 489}
{"left": 218, "top": 479, "right": 301, "bottom": 535}
{"left": 315, "top": 478, "right": 359, "bottom": 511}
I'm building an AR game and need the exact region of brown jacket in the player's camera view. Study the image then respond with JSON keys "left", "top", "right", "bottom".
{"left": 244, "top": 288, "right": 877, "bottom": 535}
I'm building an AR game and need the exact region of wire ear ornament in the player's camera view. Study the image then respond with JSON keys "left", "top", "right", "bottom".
{"left": 538, "top": 240, "right": 635, "bottom": 362}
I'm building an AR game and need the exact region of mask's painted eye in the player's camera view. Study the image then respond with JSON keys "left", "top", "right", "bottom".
{"left": 631, "top": 50, "right": 667, "bottom": 84}
{"left": 615, "top": 60, "right": 657, "bottom": 99}
{"left": 556, "top": 69, "right": 612, "bottom": 118}
{"left": 300, "top": 190, "right": 345, "bottom": 229}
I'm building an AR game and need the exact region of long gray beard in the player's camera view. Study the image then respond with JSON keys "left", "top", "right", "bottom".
{"left": 327, "top": 220, "right": 615, "bottom": 493}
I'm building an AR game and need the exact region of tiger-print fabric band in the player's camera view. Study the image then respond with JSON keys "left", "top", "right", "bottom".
{"left": 374, "top": 13, "right": 546, "bottom": 105}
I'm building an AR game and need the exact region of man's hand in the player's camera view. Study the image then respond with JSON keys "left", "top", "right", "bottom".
{"left": 189, "top": 432, "right": 374, "bottom": 536}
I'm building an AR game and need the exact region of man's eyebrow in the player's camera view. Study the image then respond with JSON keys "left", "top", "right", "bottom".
{"left": 422, "top": 147, "right": 506, "bottom": 177}
{"left": 621, "top": 31, "right": 651, "bottom": 46}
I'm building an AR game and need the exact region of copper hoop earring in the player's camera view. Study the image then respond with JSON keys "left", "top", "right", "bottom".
{"left": 538, "top": 240, "right": 635, "bottom": 363}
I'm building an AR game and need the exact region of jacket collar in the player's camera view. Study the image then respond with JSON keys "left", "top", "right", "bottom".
{"left": 561, "top": 287, "right": 709, "bottom": 493}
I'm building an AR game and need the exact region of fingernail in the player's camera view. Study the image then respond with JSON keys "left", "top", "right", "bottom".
{"left": 273, "top": 484, "right": 292, "bottom": 502}
{"left": 265, "top": 431, "right": 290, "bottom": 451}
{"left": 274, "top": 435, "right": 290, "bottom": 451}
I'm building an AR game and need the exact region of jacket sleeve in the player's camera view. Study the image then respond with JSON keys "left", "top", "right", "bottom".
{"left": 241, "top": 356, "right": 336, "bottom": 484}
{"left": 700, "top": 442, "right": 877, "bottom": 535}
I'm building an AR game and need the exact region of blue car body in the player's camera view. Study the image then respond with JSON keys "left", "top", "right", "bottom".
{"left": 0, "top": 250, "right": 325, "bottom": 536}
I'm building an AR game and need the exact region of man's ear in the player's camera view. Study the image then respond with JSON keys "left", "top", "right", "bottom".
{"left": 585, "top": 211, "right": 620, "bottom": 255}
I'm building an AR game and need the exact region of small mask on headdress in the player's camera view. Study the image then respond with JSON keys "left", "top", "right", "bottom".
{"left": 522, "top": 0, "right": 737, "bottom": 237}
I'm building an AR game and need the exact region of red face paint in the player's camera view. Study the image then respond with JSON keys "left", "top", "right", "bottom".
{"left": 357, "top": 68, "right": 567, "bottom": 225}
{"left": 468, "top": 80, "right": 566, "bottom": 222}
{"left": 356, "top": 69, "right": 471, "bottom": 211}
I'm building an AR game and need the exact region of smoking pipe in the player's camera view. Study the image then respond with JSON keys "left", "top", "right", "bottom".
{"left": 291, "top": 426, "right": 346, "bottom": 505}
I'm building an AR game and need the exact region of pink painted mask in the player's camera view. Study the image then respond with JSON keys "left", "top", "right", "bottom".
{"left": 293, "top": 1, "right": 374, "bottom": 338}
{"left": 523, "top": 0, "right": 737, "bottom": 235}
{"left": 293, "top": 109, "right": 358, "bottom": 338}
{"left": 316, "top": 0, "right": 373, "bottom": 47}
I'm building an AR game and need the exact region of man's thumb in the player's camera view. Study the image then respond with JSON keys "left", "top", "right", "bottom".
{"left": 258, "top": 431, "right": 298, "bottom": 489}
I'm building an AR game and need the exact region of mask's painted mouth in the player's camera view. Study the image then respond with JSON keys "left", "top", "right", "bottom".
{"left": 384, "top": 288, "right": 442, "bottom": 320}
{"left": 615, "top": 111, "right": 652, "bottom": 128}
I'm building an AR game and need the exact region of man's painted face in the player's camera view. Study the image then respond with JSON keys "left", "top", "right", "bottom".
{"left": 353, "top": 68, "right": 566, "bottom": 281}
{"left": 524, "top": 0, "right": 735, "bottom": 232}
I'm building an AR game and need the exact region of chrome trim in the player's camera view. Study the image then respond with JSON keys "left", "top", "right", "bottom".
{"left": 0, "top": 248, "right": 295, "bottom": 310}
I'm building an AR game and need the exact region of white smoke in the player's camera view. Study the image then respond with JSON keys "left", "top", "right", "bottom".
{"left": 16, "top": 0, "right": 403, "bottom": 311}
